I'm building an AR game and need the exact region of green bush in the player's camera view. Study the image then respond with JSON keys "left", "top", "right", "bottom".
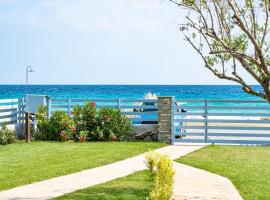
{"left": 35, "top": 105, "right": 50, "bottom": 140}
{"left": 36, "top": 101, "right": 132, "bottom": 142}
{"left": 145, "top": 151, "right": 175, "bottom": 200}
{"left": 48, "top": 110, "right": 74, "bottom": 141}
{"left": 71, "top": 102, "right": 132, "bottom": 141}
{"left": 0, "top": 122, "right": 17, "bottom": 145}
{"left": 95, "top": 108, "right": 132, "bottom": 141}
{"left": 36, "top": 108, "right": 74, "bottom": 141}
{"left": 78, "top": 130, "right": 88, "bottom": 142}
{"left": 72, "top": 102, "right": 97, "bottom": 141}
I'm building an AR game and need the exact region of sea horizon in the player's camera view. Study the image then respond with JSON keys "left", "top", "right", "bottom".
{"left": 0, "top": 84, "right": 263, "bottom": 100}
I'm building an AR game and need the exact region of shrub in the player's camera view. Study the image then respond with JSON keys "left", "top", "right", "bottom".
{"left": 145, "top": 151, "right": 175, "bottom": 200}
{"left": 145, "top": 151, "right": 160, "bottom": 172}
{"left": 36, "top": 101, "right": 132, "bottom": 142}
{"left": 95, "top": 108, "right": 132, "bottom": 141}
{"left": 71, "top": 102, "right": 132, "bottom": 141}
{"left": 35, "top": 105, "right": 50, "bottom": 140}
{"left": 78, "top": 131, "right": 88, "bottom": 142}
{"left": 72, "top": 105, "right": 84, "bottom": 133}
{"left": 0, "top": 122, "right": 17, "bottom": 145}
{"left": 48, "top": 110, "right": 74, "bottom": 141}
{"left": 72, "top": 102, "right": 98, "bottom": 141}
{"left": 82, "top": 102, "right": 97, "bottom": 133}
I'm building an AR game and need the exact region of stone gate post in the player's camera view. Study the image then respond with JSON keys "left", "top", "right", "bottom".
{"left": 157, "top": 96, "right": 174, "bottom": 143}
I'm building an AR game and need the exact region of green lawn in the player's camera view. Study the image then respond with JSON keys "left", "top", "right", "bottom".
{"left": 54, "top": 170, "right": 154, "bottom": 200}
{"left": 177, "top": 145, "right": 270, "bottom": 200}
{"left": 0, "top": 141, "right": 166, "bottom": 191}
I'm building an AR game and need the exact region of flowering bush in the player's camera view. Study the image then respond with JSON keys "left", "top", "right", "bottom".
{"left": 36, "top": 107, "right": 74, "bottom": 141}
{"left": 78, "top": 131, "right": 88, "bottom": 142}
{"left": 0, "top": 122, "right": 17, "bottom": 145}
{"left": 36, "top": 101, "right": 132, "bottom": 142}
{"left": 71, "top": 102, "right": 131, "bottom": 141}
{"left": 72, "top": 102, "right": 97, "bottom": 140}
{"left": 48, "top": 110, "right": 74, "bottom": 141}
{"left": 35, "top": 105, "right": 50, "bottom": 140}
{"left": 95, "top": 108, "right": 132, "bottom": 141}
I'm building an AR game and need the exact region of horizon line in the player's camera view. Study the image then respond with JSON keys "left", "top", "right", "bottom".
{"left": 0, "top": 84, "right": 261, "bottom": 86}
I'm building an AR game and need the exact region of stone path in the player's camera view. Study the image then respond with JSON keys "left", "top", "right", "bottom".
{"left": 173, "top": 162, "right": 243, "bottom": 200}
{"left": 0, "top": 144, "right": 203, "bottom": 200}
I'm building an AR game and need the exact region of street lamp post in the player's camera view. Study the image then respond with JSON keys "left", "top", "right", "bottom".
{"left": 26, "top": 66, "right": 34, "bottom": 95}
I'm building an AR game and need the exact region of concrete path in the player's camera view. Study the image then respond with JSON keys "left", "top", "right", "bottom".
{"left": 173, "top": 162, "right": 243, "bottom": 200}
{"left": 0, "top": 144, "right": 203, "bottom": 200}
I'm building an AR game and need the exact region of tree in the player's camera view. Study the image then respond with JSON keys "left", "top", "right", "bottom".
{"left": 170, "top": 0, "right": 270, "bottom": 102}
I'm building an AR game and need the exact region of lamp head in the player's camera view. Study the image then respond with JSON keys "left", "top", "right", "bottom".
{"left": 27, "top": 66, "right": 34, "bottom": 72}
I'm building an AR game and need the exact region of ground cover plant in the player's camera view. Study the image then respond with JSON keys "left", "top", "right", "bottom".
{"left": 177, "top": 145, "right": 270, "bottom": 200}
{"left": 0, "top": 141, "right": 166, "bottom": 191}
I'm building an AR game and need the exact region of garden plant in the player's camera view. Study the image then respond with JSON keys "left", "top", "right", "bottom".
{"left": 145, "top": 151, "right": 175, "bottom": 200}
{"left": 35, "top": 102, "right": 132, "bottom": 142}
{"left": 0, "top": 122, "right": 16, "bottom": 145}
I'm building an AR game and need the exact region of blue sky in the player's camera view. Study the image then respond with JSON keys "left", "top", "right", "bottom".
{"left": 0, "top": 0, "right": 256, "bottom": 85}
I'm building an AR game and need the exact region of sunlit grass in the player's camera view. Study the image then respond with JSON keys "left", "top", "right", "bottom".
{"left": 54, "top": 170, "right": 154, "bottom": 200}
{"left": 177, "top": 145, "right": 270, "bottom": 200}
{"left": 0, "top": 141, "right": 166, "bottom": 191}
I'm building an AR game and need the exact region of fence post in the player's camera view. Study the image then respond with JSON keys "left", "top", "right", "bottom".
{"left": 158, "top": 96, "right": 174, "bottom": 143}
{"left": 68, "top": 99, "right": 71, "bottom": 116}
{"left": 47, "top": 97, "right": 51, "bottom": 118}
{"left": 171, "top": 98, "right": 175, "bottom": 143}
{"left": 25, "top": 112, "right": 31, "bottom": 142}
{"left": 18, "top": 98, "right": 22, "bottom": 124}
{"left": 117, "top": 99, "right": 121, "bottom": 109}
{"left": 18, "top": 98, "right": 25, "bottom": 138}
{"left": 204, "top": 100, "right": 208, "bottom": 143}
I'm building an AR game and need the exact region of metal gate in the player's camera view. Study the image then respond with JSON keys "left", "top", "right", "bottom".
{"left": 173, "top": 99, "right": 270, "bottom": 145}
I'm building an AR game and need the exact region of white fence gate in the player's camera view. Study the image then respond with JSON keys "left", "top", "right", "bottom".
{"left": 173, "top": 99, "right": 270, "bottom": 145}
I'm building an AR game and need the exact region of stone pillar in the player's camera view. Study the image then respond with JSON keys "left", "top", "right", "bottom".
{"left": 158, "top": 97, "right": 174, "bottom": 143}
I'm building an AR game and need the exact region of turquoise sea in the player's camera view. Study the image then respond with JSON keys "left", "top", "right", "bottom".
{"left": 0, "top": 85, "right": 263, "bottom": 100}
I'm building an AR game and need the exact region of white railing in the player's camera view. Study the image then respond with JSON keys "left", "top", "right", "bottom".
{"left": 2, "top": 96, "right": 270, "bottom": 145}
{"left": 49, "top": 98, "right": 158, "bottom": 124}
{"left": 0, "top": 98, "right": 24, "bottom": 125}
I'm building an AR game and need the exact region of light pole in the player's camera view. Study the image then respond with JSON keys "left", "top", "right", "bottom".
{"left": 26, "top": 66, "right": 34, "bottom": 95}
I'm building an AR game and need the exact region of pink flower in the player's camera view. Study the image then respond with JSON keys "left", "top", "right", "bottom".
{"left": 71, "top": 111, "right": 76, "bottom": 115}
{"left": 71, "top": 125, "right": 76, "bottom": 132}
{"left": 89, "top": 102, "right": 96, "bottom": 107}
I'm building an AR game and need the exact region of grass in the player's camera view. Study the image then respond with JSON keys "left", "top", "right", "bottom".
{"left": 0, "top": 141, "right": 166, "bottom": 191}
{"left": 177, "top": 145, "right": 270, "bottom": 200}
{"left": 54, "top": 170, "right": 154, "bottom": 200}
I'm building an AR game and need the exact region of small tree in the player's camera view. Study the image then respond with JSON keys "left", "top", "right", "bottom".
{"left": 170, "top": 0, "right": 270, "bottom": 102}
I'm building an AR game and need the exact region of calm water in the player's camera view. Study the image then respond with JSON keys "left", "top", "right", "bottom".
{"left": 0, "top": 85, "right": 263, "bottom": 100}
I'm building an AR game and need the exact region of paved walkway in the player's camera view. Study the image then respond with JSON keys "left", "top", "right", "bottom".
{"left": 0, "top": 144, "right": 203, "bottom": 200}
{"left": 173, "top": 162, "right": 243, "bottom": 200}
